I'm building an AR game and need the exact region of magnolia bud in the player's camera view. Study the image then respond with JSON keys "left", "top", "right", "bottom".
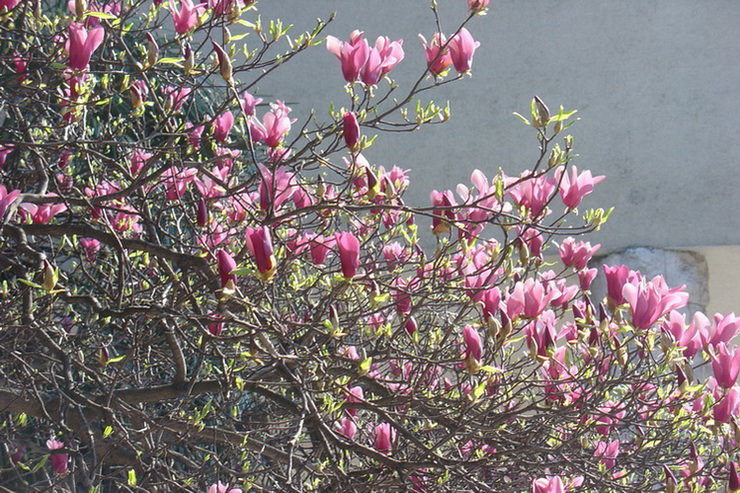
{"left": 487, "top": 317, "right": 501, "bottom": 339}
{"left": 533, "top": 96, "right": 550, "bottom": 128}
{"left": 130, "top": 85, "right": 143, "bottom": 108}
{"left": 75, "top": 0, "right": 86, "bottom": 19}
{"left": 329, "top": 304, "right": 340, "bottom": 331}
{"left": 365, "top": 167, "right": 379, "bottom": 199}
{"left": 498, "top": 312, "right": 513, "bottom": 343}
{"left": 663, "top": 466, "right": 677, "bottom": 493}
{"left": 342, "top": 112, "right": 360, "bottom": 151}
{"left": 212, "top": 42, "right": 233, "bottom": 84}
{"left": 465, "top": 354, "right": 481, "bottom": 374}
{"left": 146, "top": 33, "right": 159, "bottom": 68}
{"left": 196, "top": 198, "right": 208, "bottom": 227}
{"left": 42, "top": 260, "right": 58, "bottom": 292}
{"left": 553, "top": 119, "right": 563, "bottom": 135}
{"left": 98, "top": 345, "right": 110, "bottom": 366}
{"left": 404, "top": 316, "right": 417, "bottom": 336}
{"left": 183, "top": 43, "right": 194, "bottom": 74}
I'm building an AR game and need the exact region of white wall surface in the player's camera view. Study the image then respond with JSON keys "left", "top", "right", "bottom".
{"left": 252, "top": 1, "right": 740, "bottom": 252}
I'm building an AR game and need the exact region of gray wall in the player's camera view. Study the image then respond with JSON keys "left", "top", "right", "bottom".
{"left": 254, "top": 1, "right": 740, "bottom": 252}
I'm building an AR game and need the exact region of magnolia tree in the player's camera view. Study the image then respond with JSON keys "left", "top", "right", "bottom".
{"left": 0, "top": 0, "right": 739, "bottom": 491}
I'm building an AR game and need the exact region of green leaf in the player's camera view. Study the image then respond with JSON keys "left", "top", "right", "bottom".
{"left": 18, "top": 279, "right": 42, "bottom": 289}
{"left": 358, "top": 357, "right": 372, "bottom": 376}
{"left": 87, "top": 10, "right": 117, "bottom": 19}
{"left": 156, "top": 57, "right": 185, "bottom": 66}
{"left": 548, "top": 108, "right": 578, "bottom": 123}
{"left": 127, "top": 469, "right": 137, "bottom": 487}
{"left": 107, "top": 354, "right": 126, "bottom": 364}
{"left": 512, "top": 112, "right": 530, "bottom": 126}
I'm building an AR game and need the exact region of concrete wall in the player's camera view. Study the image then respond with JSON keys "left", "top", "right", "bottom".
{"left": 250, "top": 1, "right": 740, "bottom": 312}
{"left": 254, "top": 0, "right": 740, "bottom": 251}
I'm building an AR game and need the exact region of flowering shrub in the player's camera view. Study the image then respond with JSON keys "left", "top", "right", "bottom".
{"left": 0, "top": 0, "right": 738, "bottom": 491}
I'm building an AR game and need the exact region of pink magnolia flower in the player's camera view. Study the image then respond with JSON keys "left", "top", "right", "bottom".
{"left": 0, "top": 144, "right": 14, "bottom": 168}
{"left": 704, "top": 312, "right": 740, "bottom": 348}
{"left": 448, "top": 28, "right": 480, "bottom": 73}
{"left": 336, "top": 417, "right": 357, "bottom": 440}
{"left": 344, "top": 386, "right": 363, "bottom": 417}
{"left": 163, "top": 85, "right": 192, "bottom": 112}
{"left": 212, "top": 111, "right": 234, "bottom": 142}
{"left": 79, "top": 238, "right": 101, "bottom": 262}
{"left": 462, "top": 325, "right": 483, "bottom": 371}
{"left": 557, "top": 166, "right": 605, "bottom": 209}
{"left": 0, "top": 185, "right": 20, "bottom": 219}
{"left": 602, "top": 264, "right": 638, "bottom": 305}
{"left": 509, "top": 172, "right": 557, "bottom": 218}
{"left": 418, "top": 33, "right": 452, "bottom": 76}
{"left": 245, "top": 226, "right": 277, "bottom": 281}
{"left": 622, "top": 275, "right": 689, "bottom": 330}
{"left": 207, "top": 482, "right": 242, "bottom": 493}
{"left": 360, "top": 36, "right": 404, "bottom": 85}
{"left": 594, "top": 439, "right": 620, "bottom": 470}
{"left": 194, "top": 166, "right": 229, "bottom": 199}
{"left": 468, "top": 0, "right": 489, "bottom": 11}
{"left": 207, "top": 0, "right": 246, "bottom": 16}
{"left": 67, "top": 23, "right": 104, "bottom": 71}
{"left": 558, "top": 237, "right": 600, "bottom": 270}
{"left": 46, "top": 440, "right": 68, "bottom": 474}
{"left": 373, "top": 423, "right": 396, "bottom": 454}
{"left": 531, "top": 476, "right": 565, "bottom": 493}
{"left": 208, "top": 313, "right": 224, "bottom": 336}
{"left": 0, "top": 0, "right": 21, "bottom": 11}
{"left": 187, "top": 123, "right": 205, "bottom": 149}
{"left": 518, "top": 227, "right": 544, "bottom": 258}
{"left": 12, "top": 52, "right": 27, "bottom": 82}
{"left": 476, "top": 287, "right": 501, "bottom": 323}
{"left": 524, "top": 310, "right": 558, "bottom": 357}
{"left": 713, "top": 387, "right": 740, "bottom": 423}
{"left": 250, "top": 101, "right": 294, "bottom": 147}
{"left": 405, "top": 316, "right": 418, "bottom": 336}
{"left": 335, "top": 232, "right": 360, "bottom": 279}
{"left": 169, "top": 0, "right": 204, "bottom": 34}
{"left": 430, "top": 189, "right": 456, "bottom": 235}
{"left": 301, "top": 233, "right": 334, "bottom": 265}
{"left": 382, "top": 242, "right": 410, "bottom": 270}
{"left": 710, "top": 343, "right": 740, "bottom": 389}
{"left": 215, "top": 249, "right": 237, "bottom": 287}
{"left": 343, "top": 112, "right": 360, "bottom": 151}
{"left": 257, "top": 164, "right": 296, "bottom": 213}
{"left": 326, "top": 30, "right": 370, "bottom": 83}
{"left": 578, "top": 268, "right": 598, "bottom": 290}
{"left": 373, "top": 36, "right": 404, "bottom": 77}
{"left": 661, "top": 310, "right": 705, "bottom": 358}
{"left": 162, "top": 166, "right": 197, "bottom": 200}
{"left": 241, "top": 90, "right": 262, "bottom": 116}
{"left": 729, "top": 461, "right": 740, "bottom": 491}
{"left": 130, "top": 148, "right": 152, "bottom": 175}
{"left": 506, "top": 278, "right": 553, "bottom": 319}
{"left": 19, "top": 200, "right": 68, "bottom": 224}
{"left": 67, "top": 0, "right": 120, "bottom": 27}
